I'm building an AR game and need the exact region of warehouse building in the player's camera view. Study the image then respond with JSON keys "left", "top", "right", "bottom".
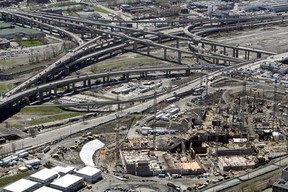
{"left": 50, "top": 174, "right": 84, "bottom": 192}
{"left": 52, "top": 166, "right": 75, "bottom": 176}
{"left": 3, "top": 179, "right": 41, "bottom": 192}
{"left": 0, "top": 22, "right": 44, "bottom": 40}
{"left": 30, "top": 168, "right": 59, "bottom": 185}
{"left": 34, "top": 186, "right": 62, "bottom": 192}
{"left": 75, "top": 166, "right": 102, "bottom": 183}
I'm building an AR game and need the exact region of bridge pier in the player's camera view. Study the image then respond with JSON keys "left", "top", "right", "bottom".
{"left": 123, "top": 73, "right": 130, "bottom": 80}
{"left": 54, "top": 87, "right": 57, "bottom": 96}
{"left": 178, "top": 51, "right": 181, "bottom": 63}
{"left": 39, "top": 91, "right": 43, "bottom": 101}
{"left": 72, "top": 83, "right": 76, "bottom": 92}
{"left": 64, "top": 67, "right": 70, "bottom": 75}
{"left": 176, "top": 39, "right": 179, "bottom": 48}
{"left": 186, "top": 70, "right": 191, "bottom": 75}
{"left": 147, "top": 45, "right": 150, "bottom": 55}
{"left": 133, "top": 42, "right": 137, "bottom": 51}
{"left": 257, "top": 52, "right": 262, "bottom": 58}
{"left": 158, "top": 35, "right": 162, "bottom": 44}
{"left": 164, "top": 48, "right": 167, "bottom": 60}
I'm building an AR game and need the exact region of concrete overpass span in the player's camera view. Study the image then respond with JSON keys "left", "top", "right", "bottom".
{"left": 0, "top": 66, "right": 216, "bottom": 119}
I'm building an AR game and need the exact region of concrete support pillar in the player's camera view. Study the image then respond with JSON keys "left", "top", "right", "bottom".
{"left": 29, "top": 20, "right": 33, "bottom": 29}
{"left": 72, "top": 83, "right": 76, "bottom": 91}
{"left": 186, "top": 70, "right": 191, "bottom": 75}
{"left": 176, "top": 39, "right": 179, "bottom": 48}
{"left": 81, "top": 27, "right": 84, "bottom": 39}
{"left": 257, "top": 52, "right": 262, "bottom": 58}
{"left": 147, "top": 45, "right": 150, "bottom": 55}
{"left": 178, "top": 51, "right": 181, "bottom": 63}
{"left": 232, "top": 48, "right": 236, "bottom": 57}
{"left": 133, "top": 42, "right": 137, "bottom": 51}
{"left": 83, "top": 80, "right": 87, "bottom": 87}
{"left": 103, "top": 77, "right": 106, "bottom": 83}
{"left": 54, "top": 87, "right": 57, "bottom": 95}
{"left": 235, "top": 50, "right": 239, "bottom": 58}
{"left": 49, "top": 28, "right": 52, "bottom": 35}
{"left": 223, "top": 47, "right": 226, "bottom": 55}
{"left": 39, "top": 91, "right": 43, "bottom": 101}
{"left": 164, "top": 48, "right": 167, "bottom": 60}
{"left": 202, "top": 43, "right": 205, "bottom": 49}
{"left": 88, "top": 79, "right": 91, "bottom": 88}
{"left": 244, "top": 51, "right": 247, "bottom": 59}
{"left": 67, "top": 84, "right": 70, "bottom": 90}
{"left": 247, "top": 51, "right": 250, "bottom": 60}
{"left": 158, "top": 35, "right": 162, "bottom": 44}
{"left": 64, "top": 66, "right": 69, "bottom": 75}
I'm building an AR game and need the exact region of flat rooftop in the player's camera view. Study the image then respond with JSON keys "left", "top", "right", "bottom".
{"left": 52, "top": 166, "right": 75, "bottom": 174}
{"left": 51, "top": 174, "right": 83, "bottom": 188}
{"left": 76, "top": 166, "right": 101, "bottom": 176}
{"left": 30, "top": 168, "right": 58, "bottom": 181}
{"left": 34, "top": 186, "right": 62, "bottom": 192}
{"left": 3, "top": 179, "right": 39, "bottom": 192}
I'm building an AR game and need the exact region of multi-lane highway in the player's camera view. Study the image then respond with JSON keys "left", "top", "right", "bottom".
{"left": 0, "top": 10, "right": 286, "bottom": 152}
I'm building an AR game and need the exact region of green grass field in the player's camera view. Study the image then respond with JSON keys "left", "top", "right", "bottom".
{"left": 0, "top": 84, "right": 14, "bottom": 93}
{"left": 94, "top": 6, "right": 111, "bottom": 14}
{"left": 29, "top": 113, "right": 83, "bottom": 125}
{"left": 21, "top": 106, "right": 65, "bottom": 115}
{"left": 48, "top": 2, "right": 78, "bottom": 7}
{"left": 0, "top": 172, "right": 30, "bottom": 188}
{"left": 20, "top": 40, "right": 43, "bottom": 48}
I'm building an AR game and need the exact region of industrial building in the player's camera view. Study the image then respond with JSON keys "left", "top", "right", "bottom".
{"left": 120, "top": 150, "right": 205, "bottom": 176}
{"left": 52, "top": 166, "right": 75, "bottom": 176}
{"left": 0, "top": 22, "right": 44, "bottom": 39}
{"left": 3, "top": 179, "right": 41, "bottom": 192}
{"left": 30, "top": 168, "right": 59, "bottom": 185}
{"left": 50, "top": 174, "right": 84, "bottom": 192}
{"left": 273, "top": 167, "right": 288, "bottom": 192}
{"left": 218, "top": 156, "right": 256, "bottom": 171}
{"left": 75, "top": 166, "right": 102, "bottom": 183}
{"left": 34, "top": 186, "right": 62, "bottom": 192}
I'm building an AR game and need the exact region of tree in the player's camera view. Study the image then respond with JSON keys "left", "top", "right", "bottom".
{"left": 14, "top": 35, "right": 22, "bottom": 45}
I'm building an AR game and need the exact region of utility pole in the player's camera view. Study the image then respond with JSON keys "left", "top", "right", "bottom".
{"left": 115, "top": 113, "right": 120, "bottom": 165}
{"left": 153, "top": 89, "right": 157, "bottom": 150}
{"left": 272, "top": 79, "right": 278, "bottom": 131}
